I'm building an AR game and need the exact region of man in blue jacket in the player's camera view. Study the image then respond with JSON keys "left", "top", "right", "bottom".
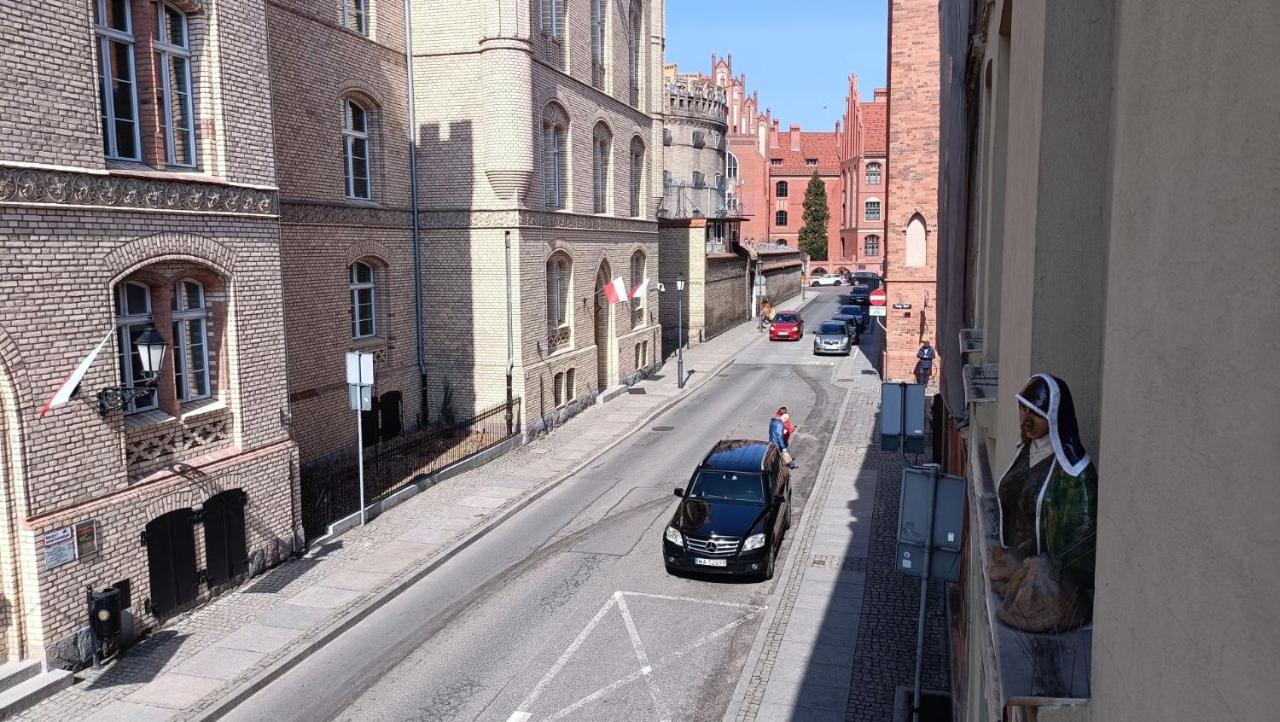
{"left": 769, "top": 407, "right": 799, "bottom": 469}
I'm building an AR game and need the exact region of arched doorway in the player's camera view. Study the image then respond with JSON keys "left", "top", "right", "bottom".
{"left": 594, "top": 260, "right": 618, "bottom": 391}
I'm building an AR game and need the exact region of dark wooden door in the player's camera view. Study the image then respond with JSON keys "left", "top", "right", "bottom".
{"left": 379, "top": 391, "right": 402, "bottom": 442}
{"left": 203, "top": 490, "right": 248, "bottom": 588}
{"left": 145, "top": 509, "right": 199, "bottom": 618}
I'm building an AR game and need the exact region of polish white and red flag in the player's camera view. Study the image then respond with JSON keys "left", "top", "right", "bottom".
{"left": 38, "top": 329, "right": 116, "bottom": 418}
{"left": 602, "top": 276, "right": 628, "bottom": 304}
{"left": 629, "top": 277, "right": 648, "bottom": 300}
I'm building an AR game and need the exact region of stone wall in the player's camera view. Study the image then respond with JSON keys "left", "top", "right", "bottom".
{"left": 703, "top": 254, "right": 749, "bottom": 340}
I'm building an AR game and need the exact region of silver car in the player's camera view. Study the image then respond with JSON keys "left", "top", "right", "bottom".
{"left": 812, "top": 320, "right": 854, "bottom": 356}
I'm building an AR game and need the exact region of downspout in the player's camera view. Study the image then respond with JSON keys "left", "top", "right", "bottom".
{"left": 504, "top": 230, "right": 515, "bottom": 435}
{"left": 403, "top": 0, "right": 428, "bottom": 423}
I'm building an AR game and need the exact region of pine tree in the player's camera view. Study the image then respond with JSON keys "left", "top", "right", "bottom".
{"left": 798, "top": 171, "right": 829, "bottom": 262}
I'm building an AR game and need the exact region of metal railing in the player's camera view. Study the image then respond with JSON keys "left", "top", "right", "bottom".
{"left": 659, "top": 182, "right": 745, "bottom": 220}
{"left": 300, "top": 398, "right": 522, "bottom": 541}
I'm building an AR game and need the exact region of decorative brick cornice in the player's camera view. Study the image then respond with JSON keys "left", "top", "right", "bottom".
{"left": 105, "top": 232, "right": 239, "bottom": 280}
{"left": 280, "top": 200, "right": 413, "bottom": 228}
{"left": 0, "top": 167, "right": 276, "bottom": 216}
{"left": 418, "top": 209, "right": 658, "bottom": 235}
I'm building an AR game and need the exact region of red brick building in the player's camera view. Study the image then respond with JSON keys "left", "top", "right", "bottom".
{"left": 883, "top": 0, "right": 941, "bottom": 381}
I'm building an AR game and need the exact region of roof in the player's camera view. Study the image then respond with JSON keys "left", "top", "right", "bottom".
{"left": 862, "top": 103, "right": 888, "bottom": 155}
{"left": 700, "top": 440, "right": 770, "bottom": 473}
{"left": 768, "top": 131, "right": 840, "bottom": 175}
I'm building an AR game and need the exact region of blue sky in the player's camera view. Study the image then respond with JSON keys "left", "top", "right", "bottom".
{"left": 664, "top": 0, "right": 887, "bottom": 131}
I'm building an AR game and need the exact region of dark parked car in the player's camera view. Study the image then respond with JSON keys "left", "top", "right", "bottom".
{"left": 664, "top": 440, "right": 793, "bottom": 580}
{"left": 847, "top": 284, "right": 871, "bottom": 305}
{"left": 812, "top": 320, "right": 854, "bottom": 356}
{"left": 833, "top": 304, "right": 867, "bottom": 333}
{"left": 768, "top": 311, "right": 804, "bottom": 341}
{"left": 852, "top": 271, "right": 881, "bottom": 291}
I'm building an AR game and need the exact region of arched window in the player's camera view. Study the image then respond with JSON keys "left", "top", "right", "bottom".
{"left": 593, "top": 122, "right": 613, "bottom": 214}
{"left": 865, "top": 162, "right": 882, "bottom": 185}
{"left": 114, "top": 281, "right": 157, "bottom": 412}
{"left": 628, "top": 0, "right": 643, "bottom": 106}
{"left": 343, "top": 99, "right": 372, "bottom": 199}
{"left": 155, "top": 3, "right": 195, "bottom": 166}
{"left": 726, "top": 152, "right": 739, "bottom": 179}
{"left": 349, "top": 261, "right": 377, "bottom": 338}
{"left": 629, "top": 137, "right": 645, "bottom": 218}
{"left": 546, "top": 252, "right": 573, "bottom": 347}
{"left": 543, "top": 104, "right": 568, "bottom": 209}
{"left": 864, "top": 198, "right": 881, "bottom": 221}
{"left": 171, "top": 279, "right": 210, "bottom": 401}
{"left": 864, "top": 234, "right": 881, "bottom": 256}
{"left": 775, "top": 210, "right": 788, "bottom": 227}
{"left": 93, "top": 0, "right": 141, "bottom": 161}
{"left": 905, "top": 215, "right": 927, "bottom": 267}
{"left": 630, "top": 249, "right": 647, "bottom": 316}
{"left": 775, "top": 181, "right": 788, "bottom": 198}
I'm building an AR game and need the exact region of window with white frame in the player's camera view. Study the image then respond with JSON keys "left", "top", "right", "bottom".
{"left": 630, "top": 250, "right": 646, "bottom": 315}
{"left": 776, "top": 180, "right": 789, "bottom": 198}
{"left": 591, "top": 0, "right": 605, "bottom": 89}
{"left": 115, "top": 281, "right": 157, "bottom": 412}
{"left": 349, "top": 261, "right": 377, "bottom": 338}
{"left": 629, "top": 137, "right": 645, "bottom": 218}
{"left": 546, "top": 252, "right": 572, "bottom": 334}
{"left": 866, "top": 162, "right": 882, "bottom": 185}
{"left": 171, "top": 279, "right": 210, "bottom": 401}
{"left": 864, "top": 234, "right": 881, "bottom": 256}
{"left": 865, "top": 199, "right": 881, "bottom": 221}
{"left": 593, "top": 122, "right": 612, "bottom": 214}
{"left": 775, "top": 210, "right": 788, "bottom": 227}
{"left": 155, "top": 3, "right": 196, "bottom": 166}
{"left": 543, "top": 104, "right": 568, "bottom": 209}
{"left": 540, "top": 0, "right": 565, "bottom": 68}
{"left": 726, "top": 152, "right": 739, "bottom": 179}
{"left": 628, "top": 0, "right": 642, "bottom": 106}
{"left": 94, "top": 0, "right": 141, "bottom": 161}
{"left": 343, "top": 99, "right": 372, "bottom": 199}
{"left": 343, "top": 0, "right": 368, "bottom": 35}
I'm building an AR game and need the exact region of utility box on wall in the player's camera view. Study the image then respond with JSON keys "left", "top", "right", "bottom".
{"left": 881, "top": 382, "right": 926, "bottom": 453}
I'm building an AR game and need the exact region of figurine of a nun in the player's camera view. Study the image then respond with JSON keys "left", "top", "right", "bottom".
{"left": 989, "top": 373, "right": 1098, "bottom": 632}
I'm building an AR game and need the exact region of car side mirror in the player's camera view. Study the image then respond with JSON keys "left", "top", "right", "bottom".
{"left": 673, "top": 488, "right": 684, "bottom": 498}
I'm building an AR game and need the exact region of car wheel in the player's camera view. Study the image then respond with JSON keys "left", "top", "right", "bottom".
{"left": 784, "top": 500, "right": 792, "bottom": 531}
{"left": 763, "top": 548, "right": 776, "bottom": 581}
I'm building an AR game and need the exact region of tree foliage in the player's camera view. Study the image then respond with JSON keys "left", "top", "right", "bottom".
{"left": 798, "top": 171, "right": 829, "bottom": 261}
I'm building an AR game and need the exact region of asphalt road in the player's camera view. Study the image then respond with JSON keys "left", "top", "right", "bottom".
{"left": 225, "top": 287, "right": 880, "bottom": 722}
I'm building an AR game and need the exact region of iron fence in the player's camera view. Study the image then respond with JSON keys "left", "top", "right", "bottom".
{"left": 300, "top": 398, "right": 522, "bottom": 541}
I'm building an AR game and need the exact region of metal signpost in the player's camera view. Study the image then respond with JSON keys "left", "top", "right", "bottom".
{"left": 346, "top": 351, "right": 375, "bottom": 525}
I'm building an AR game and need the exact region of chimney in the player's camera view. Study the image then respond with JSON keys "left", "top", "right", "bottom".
{"left": 789, "top": 124, "right": 801, "bottom": 152}
{"left": 768, "top": 120, "right": 779, "bottom": 149}
{"left": 874, "top": 87, "right": 889, "bottom": 102}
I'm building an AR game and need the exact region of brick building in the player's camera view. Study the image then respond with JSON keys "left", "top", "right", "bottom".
{"left": 413, "top": 0, "right": 665, "bottom": 435}
{"left": 833, "top": 83, "right": 889, "bottom": 276}
{"left": 882, "top": 0, "right": 941, "bottom": 381}
{"left": 265, "top": 2, "right": 423, "bottom": 471}
{"left": 0, "top": 0, "right": 298, "bottom": 668}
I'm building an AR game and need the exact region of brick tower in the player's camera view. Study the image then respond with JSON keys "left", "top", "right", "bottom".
{"left": 883, "top": 0, "right": 941, "bottom": 381}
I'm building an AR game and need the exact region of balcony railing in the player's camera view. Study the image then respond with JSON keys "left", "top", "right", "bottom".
{"left": 659, "top": 181, "right": 747, "bottom": 220}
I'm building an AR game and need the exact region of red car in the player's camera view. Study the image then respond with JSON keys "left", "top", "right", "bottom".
{"left": 769, "top": 312, "right": 804, "bottom": 341}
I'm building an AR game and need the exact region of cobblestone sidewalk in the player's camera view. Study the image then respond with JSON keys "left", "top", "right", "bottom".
{"left": 17, "top": 312, "right": 784, "bottom": 722}
{"left": 723, "top": 343, "right": 951, "bottom": 721}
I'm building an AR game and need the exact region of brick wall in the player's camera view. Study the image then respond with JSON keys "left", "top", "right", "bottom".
{"left": 884, "top": 0, "right": 941, "bottom": 381}
{"left": 704, "top": 254, "right": 749, "bottom": 340}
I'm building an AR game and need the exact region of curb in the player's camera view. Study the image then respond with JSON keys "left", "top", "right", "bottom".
{"left": 720, "top": 380, "right": 857, "bottom": 722}
{"left": 189, "top": 307, "right": 800, "bottom": 721}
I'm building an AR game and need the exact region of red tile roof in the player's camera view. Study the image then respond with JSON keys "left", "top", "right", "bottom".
{"left": 862, "top": 103, "right": 887, "bottom": 155}
{"left": 768, "top": 132, "right": 840, "bottom": 175}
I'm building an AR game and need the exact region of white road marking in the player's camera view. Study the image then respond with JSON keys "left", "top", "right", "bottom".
{"left": 616, "top": 592, "right": 671, "bottom": 722}
{"left": 510, "top": 591, "right": 769, "bottom": 722}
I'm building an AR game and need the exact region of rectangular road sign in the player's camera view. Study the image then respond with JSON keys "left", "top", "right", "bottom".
{"left": 869, "top": 306, "right": 887, "bottom": 316}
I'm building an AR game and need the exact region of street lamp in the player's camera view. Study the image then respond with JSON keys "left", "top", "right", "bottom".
{"left": 676, "top": 275, "right": 686, "bottom": 389}
{"left": 97, "top": 323, "right": 167, "bottom": 415}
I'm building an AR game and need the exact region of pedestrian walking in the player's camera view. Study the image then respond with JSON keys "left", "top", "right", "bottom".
{"left": 758, "top": 299, "right": 774, "bottom": 332}
{"left": 769, "top": 407, "right": 799, "bottom": 469}
{"left": 915, "top": 340, "right": 936, "bottom": 385}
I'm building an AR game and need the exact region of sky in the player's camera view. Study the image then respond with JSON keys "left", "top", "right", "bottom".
{"left": 664, "top": 0, "right": 888, "bottom": 131}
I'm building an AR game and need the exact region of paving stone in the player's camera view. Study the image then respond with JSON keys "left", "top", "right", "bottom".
{"left": 456, "top": 494, "right": 508, "bottom": 509}
{"left": 83, "top": 701, "right": 176, "bottom": 721}
{"left": 172, "top": 646, "right": 266, "bottom": 680}
{"left": 123, "top": 674, "right": 223, "bottom": 709}
{"left": 254, "top": 603, "right": 334, "bottom": 630}
{"left": 214, "top": 623, "right": 304, "bottom": 654}
{"left": 396, "top": 525, "right": 455, "bottom": 545}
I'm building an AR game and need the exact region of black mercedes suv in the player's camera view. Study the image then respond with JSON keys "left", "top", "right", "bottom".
{"left": 663, "top": 440, "right": 792, "bottom": 580}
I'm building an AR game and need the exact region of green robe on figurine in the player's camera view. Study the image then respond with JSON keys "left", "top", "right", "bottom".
{"left": 992, "top": 374, "right": 1098, "bottom": 632}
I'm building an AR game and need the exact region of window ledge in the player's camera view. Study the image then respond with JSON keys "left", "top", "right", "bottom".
{"left": 125, "top": 409, "right": 175, "bottom": 430}
{"left": 350, "top": 336, "right": 386, "bottom": 351}
{"left": 179, "top": 397, "right": 225, "bottom": 421}
{"left": 342, "top": 198, "right": 384, "bottom": 209}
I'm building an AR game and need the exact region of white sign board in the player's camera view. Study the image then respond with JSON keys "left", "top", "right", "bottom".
{"left": 869, "top": 306, "right": 887, "bottom": 317}
{"left": 346, "top": 352, "right": 375, "bottom": 411}
{"left": 44, "top": 527, "right": 76, "bottom": 569}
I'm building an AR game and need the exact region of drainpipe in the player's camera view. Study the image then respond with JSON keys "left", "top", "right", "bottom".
{"left": 403, "top": 0, "right": 428, "bottom": 423}
{"left": 504, "top": 230, "right": 515, "bottom": 435}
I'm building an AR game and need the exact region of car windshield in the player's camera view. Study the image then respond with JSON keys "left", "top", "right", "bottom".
{"left": 774, "top": 313, "right": 800, "bottom": 323}
{"left": 852, "top": 285, "right": 869, "bottom": 293}
{"left": 687, "top": 470, "right": 765, "bottom": 504}
{"left": 819, "top": 322, "right": 846, "bottom": 334}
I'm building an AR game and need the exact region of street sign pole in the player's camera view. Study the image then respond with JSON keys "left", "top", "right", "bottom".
{"left": 355, "top": 406, "right": 366, "bottom": 526}
{"left": 911, "top": 465, "right": 938, "bottom": 722}
{"left": 346, "top": 352, "right": 375, "bottom": 526}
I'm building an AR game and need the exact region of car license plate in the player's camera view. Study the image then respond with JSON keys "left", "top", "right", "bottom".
{"left": 694, "top": 558, "right": 727, "bottom": 567}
